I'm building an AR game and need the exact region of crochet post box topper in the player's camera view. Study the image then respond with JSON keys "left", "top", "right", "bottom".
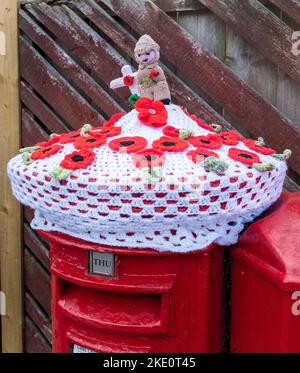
{"left": 7, "top": 34, "right": 291, "bottom": 253}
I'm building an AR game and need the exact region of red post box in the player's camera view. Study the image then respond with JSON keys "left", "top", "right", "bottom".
{"left": 39, "top": 231, "right": 225, "bottom": 353}
{"left": 230, "top": 192, "right": 300, "bottom": 353}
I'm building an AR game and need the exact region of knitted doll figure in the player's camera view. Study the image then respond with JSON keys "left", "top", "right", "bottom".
{"left": 134, "top": 34, "right": 171, "bottom": 104}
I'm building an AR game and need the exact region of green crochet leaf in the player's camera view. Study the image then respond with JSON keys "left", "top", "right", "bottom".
{"left": 272, "top": 149, "right": 292, "bottom": 161}
{"left": 49, "top": 167, "right": 72, "bottom": 180}
{"left": 210, "top": 124, "right": 222, "bottom": 133}
{"left": 204, "top": 157, "right": 229, "bottom": 174}
{"left": 19, "top": 146, "right": 40, "bottom": 154}
{"left": 22, "top": 152, "right": 34, "bottom": 165}
{"left": 80, "top": 124, "right": 92, "bottom": 137}
{"left": 253, "top": 162, "right": 275, "bottom": 172}
{"left": 179, "top": 129, "right": 194, "bottom": 140}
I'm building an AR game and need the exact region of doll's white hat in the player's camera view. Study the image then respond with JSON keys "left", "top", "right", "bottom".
{"left": 134, "top": 34, "right": 160, "bottom": 57}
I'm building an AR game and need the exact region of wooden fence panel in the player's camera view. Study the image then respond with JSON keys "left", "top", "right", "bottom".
{"left": 269, "top": 0, "right": 300, "bottom": 24}
{"left": 25, "top": 293, "right": 52, "bottom": 344}
{"left": 20, "top": 38, "right": 104, "bottom": 130}
{"left": 199, "top": 0, "right": 300, "bottom": 86}
{"left": 20, "top": 10, "right": 123, "bottom": 119}
{"left": 17, "top": 0, "right": 300, "bottom": 352}
{"left": 21, "top": 80, "right": 69, "bottom": 134}
{"left": 25, "top": 316, "right": 51, "bottom": 353}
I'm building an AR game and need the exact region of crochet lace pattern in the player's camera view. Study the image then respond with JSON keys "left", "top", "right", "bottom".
{"left": 7, "top": 104, "right": 287, "bottom": 252}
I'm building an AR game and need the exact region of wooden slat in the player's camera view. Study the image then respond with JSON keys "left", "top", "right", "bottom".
{"left": 22, "top": 108, "right": 48, "bottom": 148}
{"left": 176, "top": 9, "right": 226, "bottom": 111}
{"left": 20, "top": 9, "right": 123, "bottom": 118}
{"left": 153, "top": 0, "right": 272, "bottom": 12}
{"left": 223, "top": 25, "right": 273, "bottom": 142}
{"left": 269, "top": 0, "right": 300, "bottom": 25}
{"left": 21, "top": 0, "right": 52, "bottom": 5}
{"left": 25, "top": 292, "right": 52, "bottom": 343}
{"left": 74, "top": 0, "right": 230, "bottom": 127}
{"left": 177, "top": 8, "right": 226, "bottom": 59}
{"left": 26, "top": 2, "right": 131, "bottom": 107}
{"left": 284, "top": 175, "right": 300, "bottom": 192}
{"left": 25, "top": 316, "right": 51, "bottom": 353}
{"left": 276, "top": 69, "right": 300, "bottom": 133}
{"left": 0, "top": 0, "right": 23, "bottom": 353}
{"left": 20, "top": 36, "right": 104, "bottom": 129}
{"left": 21, "top": 80, "right": 69, "bottom": 134}
{"left": 24, "top": 223, "right": 50, "bottom": 270}
{"left": 102, "top": 0, "right": 300, "bottom": 175}
{"left": 24, "top": 206, "right": 34, "bottom": 223}
{"left": 153, "top": 0, "right": 203, "bottom": 12}
{"left": 199, "top": 0, "right": 300, "bottom": 87}
{"left": 24, "top": 248, "right": 51, "bottom": 315}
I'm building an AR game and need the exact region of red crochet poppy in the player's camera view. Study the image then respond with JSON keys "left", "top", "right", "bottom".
{"left": 35, "top": 136, "right": 60, "bottom": 147}
{"left": 136, "top": 97, "right": 167, "bottom": 128}
{"left": 215, "top": 131, "right": 241, "bottom": 146}
{"left": 108, "top": 136, "right": 148, "bottom": 153}
{"left": 59, "top": 130, "right": 82, "bottom": 144}
{"left": 163, "top": 125, "right": 180, "bottom": 137}
{"left": 189, "top": 134, "right": 223, "bottom": 149}
{"left": 123, "top": 75, "right": 134, "bottom": 87}
{"left": 31, "top": 144, "right": 63, "bottom": 160}
{"left": 89, "top": 126, "right": 121, "bottom": 138}
{"left": 189, "top": 115, "right": 214, "bottom": 131}
{"left": 229, "top": 130, "right": 243, "bottom": 140}
{"left": 74, "top": 135, "right": 106, "bottom": 150}
{"left": 152, "top": 136, "right": 189, "bottom": 152}
{"left": 60, "top": 150, "right": 95, "bottom": 170}
{"left": 102, "top": 112, "right": 125, "bottom": 128}
{"left": 228, "top": 147, "right": 261, "bottom": 165}
{"left": 132, "top": 148, "right": 165, "bottom": 169}
{"left": 243, "top": 139, "right": 275, "bottom": 155}
{"left": 187, "top": 148, "right": 219, "bottom": 164}
{"left": 149, "top": 69, "right": 159, "bottom": 79}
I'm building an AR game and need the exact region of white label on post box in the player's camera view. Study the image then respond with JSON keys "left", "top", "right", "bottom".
{"left": 73, "top": 344, "right": 96, "bottom": 353}
{"left": 89, "top": 251, "right": 115, "bottom": 277}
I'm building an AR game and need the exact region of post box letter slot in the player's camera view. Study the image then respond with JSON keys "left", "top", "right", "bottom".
{"left": 89, "top": 251, "right": 115, "bottom": 277}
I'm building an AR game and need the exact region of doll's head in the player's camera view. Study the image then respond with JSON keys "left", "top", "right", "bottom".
{"left": 134, "top": 34, "right": 160, "bottom": 65}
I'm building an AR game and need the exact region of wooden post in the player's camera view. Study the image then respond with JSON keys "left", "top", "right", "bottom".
{"left": 0, "top": 0, "right": 23, "bottom": 352}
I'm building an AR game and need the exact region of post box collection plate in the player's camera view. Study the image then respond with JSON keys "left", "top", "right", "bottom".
{"left": 73, "top": 344, "right": 96, "bottom": 353}
{"left": 89, "top": 251, "right": 115, "bottom": 277}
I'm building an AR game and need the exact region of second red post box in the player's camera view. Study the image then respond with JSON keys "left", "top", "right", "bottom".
{"left": 230, "top": 192, "right": 300, "bottom": 353}
{"left": 40, "top": 232, "right": 225, "bottom": 353}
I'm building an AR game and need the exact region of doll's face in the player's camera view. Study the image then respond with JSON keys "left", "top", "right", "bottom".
{"left": 136, "top": 49, "right": 158, "bottom": 65}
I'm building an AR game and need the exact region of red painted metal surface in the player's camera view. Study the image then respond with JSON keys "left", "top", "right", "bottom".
{"left": 230, "top": 192, "right": 300, "bottom": 352}
{"left": 39, "top": 231, "right": 224, "bottom": 353}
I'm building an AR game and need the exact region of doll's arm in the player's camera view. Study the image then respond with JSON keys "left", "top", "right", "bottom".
{"left": 110, "top": 65, "right": 138, "bottom": 95}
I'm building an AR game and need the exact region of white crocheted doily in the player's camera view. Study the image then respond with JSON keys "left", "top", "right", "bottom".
{"left": 8, "top": 104, "right": 287, "bottom": 252}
